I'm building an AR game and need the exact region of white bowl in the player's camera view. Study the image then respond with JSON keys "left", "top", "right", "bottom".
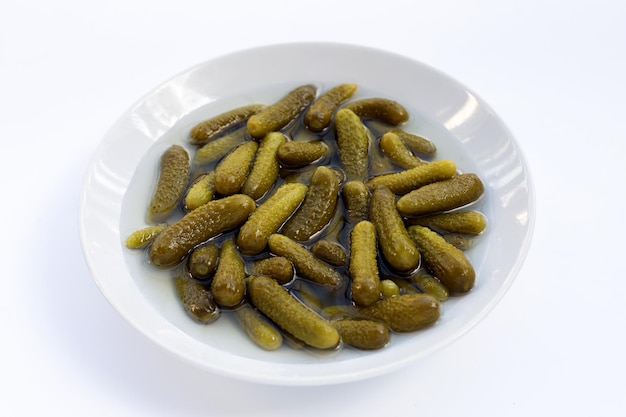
{"left": 79, "top": 42, "right": 535, "bottom": 385}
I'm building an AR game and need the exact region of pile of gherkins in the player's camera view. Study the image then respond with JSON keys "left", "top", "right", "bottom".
{"left": 125, "top": 83, "right": 487, "bottom": 352}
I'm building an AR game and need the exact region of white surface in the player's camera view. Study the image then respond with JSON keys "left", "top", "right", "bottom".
{"left": 2, "top": 0, "right": 624, "bottom": 414}
{"left": 79, "top": 43, "right": 533, "bottom": 385}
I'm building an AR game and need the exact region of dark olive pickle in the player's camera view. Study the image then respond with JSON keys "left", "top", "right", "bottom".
{"left": 174, "top": 275, "right": 220, "bottom": 324}
{"left": 247, "top": 275, "right": 340, "bottom": 350}
{"left": 344, "top": 97, "right": 409, "bottom": 125}
{"left": 348, "top": 221, "right": 381, "bottom": 307}
{"left": 277, "top": 140, "right": 328, "bottom": 168}
{"left": 305, "top": 83, "right": 357, "bottom": 131}
{"left": 407, "top": 225, "right": 475, "bottom": 293}
{"left": 189, "top": 104, "right": 266, "bottom": 146}
{"left": 311, "top": 240, "right": 347, "bottom": 267}
{"left": 147, "top": 145, "right": 190, "bottom": 223}
{"left": 188, "top": 243, "right": 219, "bottom": 280}
{"left": 149, "top": 194, "right": 255, "bottom": 268}
{"left": 247, "top": 84, "right": 317, "bottom": 139}
{"left": 397, "top": 173, "right": 484, "bottom": 217}
{"left": 331, "top": 319, "right": 390, "bottom": 350}
{"left": 355, "top": 293, "right": 440, "bottom": 332}
{"left": 252, "top": 256, "right": 295, "bottom": 285}
{"left": 281, "top": 166, "right": 339, "bottom": 241}
{"left": 369, "top": 185, "right": 420, "bottom": 272}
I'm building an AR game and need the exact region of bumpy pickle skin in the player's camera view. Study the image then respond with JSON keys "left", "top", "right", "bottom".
{"left": 331, "top": 319, "right": 390, "bottom": 350}
{"left": 342, "top": 180, "right": 370, "bottom": 221}
{"left": 380, "top": 131, "right": 427, "bottom": 169}
{"left": 184, "top": 172, "right": 216, "bottom": 211}
{"left": 276, "top": 140, "right": 328, "bottom": 168}
{"left": 147, "top": 145, "right": 190, "bottom": 223}
{"left": 189, "top": 104, "right": 266, "bottom": 146}
{"left": 214, "top": 141, "right": 258, "bottom": 196}
{"left": 407, "top": 210, "right": 487, "bottom": 235}
{"left": 366, "top": 159, "right": 457, "bottom": 196}
{"left": 355, "top": 293, "right": 440, "bottom": 332}
{"left": 247, "top": 275, "right": 340, "bottom": 350}
{"left": 334, "top": 108, "right": 370, "bottom": 181}
{"left": 369, "top": 185, "right": 420, "bottom": 272}
{"left": 349, "top": 221, "right": 382, "bottom": 307}
{"left": 343, "top": 97, "right": 409, "bottom": 125}
{"left": 149, "top": 194, "right": 256, "bottom": 268}
{"left": 281, "top": 166, "right": 339, "bottom": 241}
{"left": 252, "top": 257, "right": 294, "bottom": 284}
{"left": 397, "top": 173, "right": 485, "bottom": 217}
{"left": 241, "top": 132, "right": 286, "bottom": 200}
{"left": 235, "top": 304, "right": 283, "bottom": 351}
{"left": 267, "top": 234, "right": 344, "bottom": 288}
{"left": 311, "top": 240, "right": 347, "bottom": 267}
{"left": 125, "top": 223, "right": 168, "bottom": 249}
{"left": 304, "top": 83, "right": 358, "bottom": 131}
{"left": 187, "top": 243, "right": 219, "bottom": 280}
{"left": 211, "top": 238, "right": 246, "bottom": 307}
{"left": 174, "top": 275, "right": 220, "bottom": 324}
{"left": 193, "top": 128, "right": 246, "bottom": 167}
{"left": 247, "top": 84, "right": 317, "bottom": 139}
{"left": 407, "top": 225, "right": 476, "bottom": 293}
{"left": 236, "top": 183, "right": 308, "bottom": 256}
{"left": 389, "top": 129, "right": 437, "bottom": 155}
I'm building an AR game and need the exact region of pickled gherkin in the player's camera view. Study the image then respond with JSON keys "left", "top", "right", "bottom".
{"left": 349, "top": 221, "right": 381, "bottom": 307}
{"left": 406, "top": 210, "right": 487, "bottom": 235}
{"left": 193, "top": 128, "right": 246, "bottom": 166}
{"left": 331, "top": 319, "right": 390, "bottom": 350}
{"left": 211, "top": 238, "right": 246, "bottom": 307}
{"left": 342, "top": 181, "right": 370, "bottom": 221}
{"left": 388, "top": 129, "right": 436, "bottom": 155}
{"left": 369, "top": 185, "right": 420, "bottom": 272}
{"left": 281, "top": 166, "right": 339, "bottom": 241}
{"left": 355, "top": 293, "right": 440, "bottom": 332}
{"left": 408, "top": 225, "right": 475, "bottom": 293}
{"left": 174, "top": 275, "right": 220, "bottom": 324}
{"left": 189, "top": 104, "right": 265, "bottom": 146}
{"left": 334, "top": 108, "right": 370, "bottom": 181}
{"left": 184, "top": 172, "right": 215, "bottom": 211}
{"left": 397, "top": 173, "right": 484, "bottom": 217}
{"left": 305, "top": 83, "right": 357, "bottom": 132}
{"left": 237, "top": 183, "right": 308, "bottom": 255}
{"left": 187, "top": 243, "right": 219, "bottom": 280}
{"left": 367, "top": 159, "right": 456, "bottom": 196}
{"left": 147, "top": 145, "right": 190, "bottom": 223}
{"left": 311, "top": 240, "right": 347, "bottom": 267}
{"left": 247, "top": 275, "right": 340, "bottom": 350}
{"left": 267, "top": 234, "right": 344, "bottom": 289}
{"left": 149, "top": 194, "right": 255, "bottom": 268}
{"left": 241, "top": 132, "right": 286, "bottom": 200}
{"left": 344, "top": 97, "right": 409, "bottom": 125}
{"left": 214, "top": 141, "right": 258, "bottom": 196}
{"left": 379, "top": 131, "right": 427, "bottom": 169}
{"left": 247, "top": 84, "right": 316, "bottom": 138}
{"left": 277, "top": 140, "right": 328, "bottom": 168}
{"left": 235, "top": 304, "right": 283, "bottom": 351}
{"left": 252, "top": 257, "right": 294, "bottom": 284}
{"left": 410, "top": 274, "right": 449, "bottom": 301}
{"left": 125, "top": 223, "right": 168, "bottom": 249}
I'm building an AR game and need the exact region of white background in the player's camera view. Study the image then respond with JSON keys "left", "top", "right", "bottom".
{"left": 2, "top": 0, "right": 625, "bottom": 416}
